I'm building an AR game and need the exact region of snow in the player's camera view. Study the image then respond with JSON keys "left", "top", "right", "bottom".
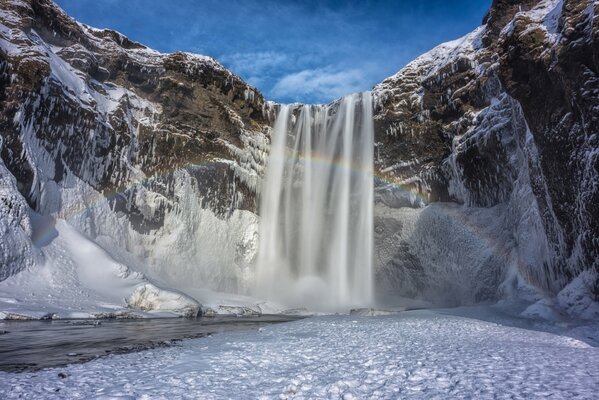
{"left": 0, "top": 216, "right": 200, "bottom": 319}
{"left": 0, "top": 211, "right": 286, "bottom": 319}
{"left": 557, "top": 269, "right": 599, "bottom": 320}
{"left": 39, "top": 32, "right": 162, "bottom": 120}
{"left": 501, "top": 0, "right": 563, "bottom": 45}
{"left": 1, "top": 309, "right": 597, "bottom": 399}
{"left": 45, "top": 47, "right": 94, "bottom": 106}
{"left": 55, "top": 221, "right": 146, "bottom": 301}
{"left": 522, "top": 0, "right": 563, "bottom": 40}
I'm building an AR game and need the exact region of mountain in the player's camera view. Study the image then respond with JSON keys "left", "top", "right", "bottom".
{"left": 0, "top": 0, "right": 597, "bottom": 318}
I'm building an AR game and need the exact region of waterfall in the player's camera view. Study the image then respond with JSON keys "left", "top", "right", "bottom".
{"left": 255, "top": 92, "right": 374, "bottom": 311}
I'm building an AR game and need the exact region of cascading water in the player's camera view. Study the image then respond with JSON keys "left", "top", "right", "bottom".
{"left": 255, "top": 92, "right": 374, "bottom": 311}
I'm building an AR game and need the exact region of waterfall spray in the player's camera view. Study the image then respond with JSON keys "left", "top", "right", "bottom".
{"left": 255, "top": 92, "right": 374, "bottom": 311}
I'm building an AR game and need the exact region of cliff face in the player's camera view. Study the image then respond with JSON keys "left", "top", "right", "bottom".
{"left": 372, "top": 0, "right": 598, "bottom": 315}
{"left": 1, "top": 0, "right": 270, "bottom": 210}
{"left": 0, "top": 0, "right": 272, "bottom": 292}
{"left": 498, "top": 0, "right": 599, "bottom": 293}
{"left": 0, "top": 0, "right": 597, "bottom": 316}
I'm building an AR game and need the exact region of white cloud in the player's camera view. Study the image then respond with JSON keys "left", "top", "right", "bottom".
{"left": 270, "top": 67, "right": 366, "bottom": 103}
{"left": 219, "top": 51, "right": 289, "bottom": 76}
{"left": 246, "top": 76, "right": 264, "bottom": 88}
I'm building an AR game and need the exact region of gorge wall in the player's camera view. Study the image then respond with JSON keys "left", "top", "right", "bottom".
{"left": 0, "top": 0, "right": 597, "bottom": 317}
{"left": 0, "top": 0, "right": 274, "bottom": 299}
{"left": 372, "top": 0, "right": 598, "bottom": 316}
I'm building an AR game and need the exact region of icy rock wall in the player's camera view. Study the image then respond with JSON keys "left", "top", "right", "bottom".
{"left": 36, "top": 164, "right": 260, "bottom": 295}
{"left": 371, "top": 40, "right": 556, "bottom": 305}
{"left": 496, "top": 0, "right": 599, "bottom": 294}
{"left": 0, "top": 0, "right": 270, "bottom": 294}
{"left": 0, "top": 157, "right": 40, "bottom": 280}
{"left": 442, "top": 94, "right": 561, "bottom": 294}
{"left": 373, "top": 87, "right": 559, "bottom": 306}
{"left": 2, "top": 69, "right": 261, "bottom": 294}
{"left": 370, "top": 0, "right": 599, "bottom": 309}
{"left": 373, "top": 90, "right": 555, "bottom": 307}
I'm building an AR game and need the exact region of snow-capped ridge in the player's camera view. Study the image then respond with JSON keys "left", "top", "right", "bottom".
{"left": 375, "top": 25, "right": 485, "bottom": 93}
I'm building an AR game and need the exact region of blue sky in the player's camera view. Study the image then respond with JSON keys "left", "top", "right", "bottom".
{"left": 56, "top": 0, "right": 491, "bottom": 104}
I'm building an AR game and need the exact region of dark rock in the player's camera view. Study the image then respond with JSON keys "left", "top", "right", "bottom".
{"left": 373, "top": 0, "right": 598, "bottom": 299}
{"left": 0, "top": 0, "right": 269, "bottom": 232}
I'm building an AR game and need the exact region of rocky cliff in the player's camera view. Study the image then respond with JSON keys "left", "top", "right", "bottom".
{"left": 0, "top": 0, "right": 597, "bottom": 318}
{"left": 0, "top": 0, "right": 274, "bottom": 300}
{"left": 372, "top": 0, "right": 598, "bottom": 317}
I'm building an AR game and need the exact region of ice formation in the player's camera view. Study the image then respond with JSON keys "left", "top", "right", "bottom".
{"left": 255, "top": 92, "right": 374, "bottom": 311}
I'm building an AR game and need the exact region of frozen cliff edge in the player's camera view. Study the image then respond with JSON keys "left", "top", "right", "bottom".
{"left": 372, "top": 0, "right": 599, "bottom": 317}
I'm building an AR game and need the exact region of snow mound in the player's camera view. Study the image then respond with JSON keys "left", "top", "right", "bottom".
{"left": 0, "top": 311, "right": 57, "bottom": 320}
{"left": 522, "top": 270, "right": 599, "bottom": 322}
{"left": 557, "top": 269, "right": 599, "bottom": 320}
{"left": 0, "top": 218, "right": 204, "bottom": 319}
{"left": 181, "top": 288, "right": 288, "bottom": 316}
{"left": 126, "top": 284, "right": 200, "bottom": 318}
{"left": 202, "top": 305, "right": 260, "bottom": 317}
{"left": 521, "top": 298, "right": 564, "bottom": 322}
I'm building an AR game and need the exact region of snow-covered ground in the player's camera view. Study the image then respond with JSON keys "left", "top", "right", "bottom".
{"left": 1, "top": 309, "right": 597, "bottom": 399}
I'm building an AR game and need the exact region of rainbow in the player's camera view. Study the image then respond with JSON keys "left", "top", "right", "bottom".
{"left": 31, "top": 149, "right": 514, "bottom": 296}
{"left": 42, "top": 148, "right": 431, "bottom": 232}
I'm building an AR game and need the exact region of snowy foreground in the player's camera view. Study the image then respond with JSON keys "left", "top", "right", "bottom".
{"left": 1, "top": 310, "right": 598, "bottom": 399}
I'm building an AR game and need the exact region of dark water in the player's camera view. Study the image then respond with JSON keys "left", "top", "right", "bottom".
{"left": 0, "top": 315, "right": 300, "bottom": 372}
